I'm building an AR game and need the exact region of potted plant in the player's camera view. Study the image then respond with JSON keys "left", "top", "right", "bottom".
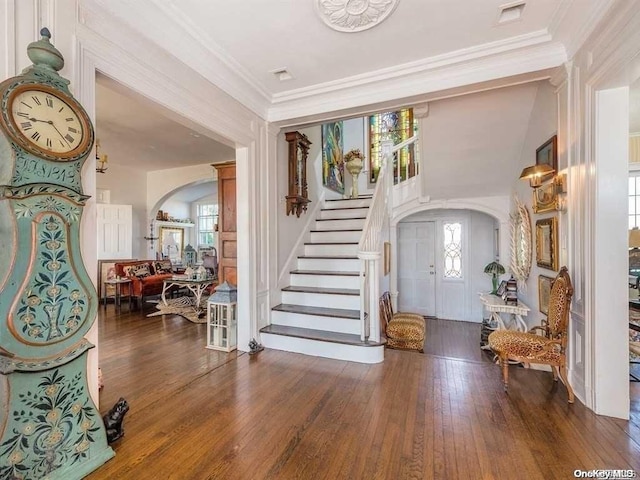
{"left": 484, "top": 261, "right": 505, "bottom": 295}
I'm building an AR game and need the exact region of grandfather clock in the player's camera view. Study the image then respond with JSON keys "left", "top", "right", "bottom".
{"left": 0, "top": 30, "right": 114, "bottom": 478}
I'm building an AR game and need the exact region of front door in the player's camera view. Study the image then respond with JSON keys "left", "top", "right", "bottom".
{"left": 398, "top": 221, "right": 436, "bottom": 316}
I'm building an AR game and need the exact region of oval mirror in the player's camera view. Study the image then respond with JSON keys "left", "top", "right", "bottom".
{"left": 510, "top": 199, "right": 532, "bottom": 283}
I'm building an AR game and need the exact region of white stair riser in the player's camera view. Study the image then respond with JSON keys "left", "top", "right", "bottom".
{"left": 297, "top": 257, "right": 360, "bottom": 271}
{"left": 304, "top": 243, "right": 358, "bottom": 256}
{"left": 290, "top": 273, "right": 359, "bottom": 289}
{"left": 319, "top": 208, "right": 370, "bottom": 220}
{"left": 315, "top": 218, "right": 365, "bottom": 231}
{"left": 282, "top": 291, "right": 360, "bottom": 310}
{"left": 271, "top": 310, "right": 360, "bottom": 335}
{"left": 324, "top": 199, "right": 371, "bottom": 210}
{"left": 310, "top": 230, "right": 362, "bottom": 243}
{"left": 260, "top": 334, "right": 384, "bottom": 364}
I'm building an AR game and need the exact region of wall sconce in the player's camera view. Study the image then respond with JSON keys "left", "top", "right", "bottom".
{"left": 96, "top": 139, "right": 108, "bottom": 174}
{"left": 519, "top": 164, "right": 555, "bottom": 189}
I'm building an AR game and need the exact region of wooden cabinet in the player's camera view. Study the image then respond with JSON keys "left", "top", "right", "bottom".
{"left": 213, "top": 162, "right": 237, "bottom": 285}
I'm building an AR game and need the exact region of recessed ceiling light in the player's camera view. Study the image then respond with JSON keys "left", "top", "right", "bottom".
{"left": 189, "top": 132, "right": 200, "bottom": 138}
{"left": 497, "top": 1, "right": 525, "bottom": 24}
{"left": 270, "top": 67, "right": 293, "bottom": 82}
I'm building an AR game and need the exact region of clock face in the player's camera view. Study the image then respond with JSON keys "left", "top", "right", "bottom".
{"left": 1, "top": 83, "right": 93, "bottom": 161}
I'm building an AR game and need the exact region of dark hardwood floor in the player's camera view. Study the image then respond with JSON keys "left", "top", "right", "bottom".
{"left": 89, "top": 304, "right": 640, "bottom": 480}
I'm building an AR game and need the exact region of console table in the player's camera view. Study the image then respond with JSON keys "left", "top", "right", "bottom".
{"left": 479, "top": 293, "right": 529, "bottom": 331}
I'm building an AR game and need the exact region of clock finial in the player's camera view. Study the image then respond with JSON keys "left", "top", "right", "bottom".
{"left": 26, "top": 26, "right": 64, "bottom": 72}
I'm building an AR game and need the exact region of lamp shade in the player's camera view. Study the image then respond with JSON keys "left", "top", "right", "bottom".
{"left": 164, "top": 234, "right": 178, "bottom": 247}
{"left": 484, "top": 261, "right": 505, "bottom": 276}
{"left": 519, "top": 164, "right": 555, "bottom": 188}
{"left": 630, "top": 228, "right": 640, "bottom": 248}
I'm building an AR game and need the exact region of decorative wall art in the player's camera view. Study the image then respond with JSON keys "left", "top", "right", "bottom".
{"left": 98, "top": 258, "right": 137, "bottom": 300}
{"left": 536, "top": 135, "right": 558, "bottom": 182}
{"left": 510, "top": 198, "right": 533, "bottom": 284}
{"left": 160, "top": 227, "right": 184, "bottom": 261}
{"left": 538, "top": 275, "right": 554, "bottom": 315}
{"left": 536, "top": 217, "right": 558, "bottom": 271}
{"left": 532, "top": 181, "right": 559, "bottom": 213}
{"left": 322, "top": 121, "right": 345, "bottom": 195}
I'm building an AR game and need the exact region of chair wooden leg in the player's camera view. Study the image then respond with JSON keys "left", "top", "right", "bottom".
{"left": 501, "top": 356, "right": 510, "bottom": 392}
{"left": 552, "top": 366, "right": 559, "bottom": 382}
{"left": 558, "top": 364, "right": 575, "bottom": 404}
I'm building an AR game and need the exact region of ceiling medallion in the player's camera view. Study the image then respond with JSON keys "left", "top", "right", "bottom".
{"left": 315, "top": 0, "right": 400, "bottom": 33}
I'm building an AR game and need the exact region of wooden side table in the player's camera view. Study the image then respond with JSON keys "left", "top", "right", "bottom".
{"left": 103, "top": 278, "right": 133, "bottom": 312}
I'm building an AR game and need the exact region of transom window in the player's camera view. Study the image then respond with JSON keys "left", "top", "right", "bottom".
{"left": 197, "top": 204, "right": 218, "bottom": 246}
{"left": 443, "top": 222, "right": 462, "bottom": 278}
{"left": 368, "top": 108, "right": 419, "bottom": 184}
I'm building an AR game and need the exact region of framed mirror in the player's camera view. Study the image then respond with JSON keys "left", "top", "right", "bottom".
{"left": 510, "top": 199, "right": 532, "bottom": 284}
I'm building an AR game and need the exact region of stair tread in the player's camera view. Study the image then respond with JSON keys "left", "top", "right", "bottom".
{"left": 310, "top": 229, "right": 363, "bottom": 232}
{"left": 316, "top": 217, "right": 367, "bottom": 221}
{"left": 273, "top": 303, "right": 360, "bottom": 319}
{"left": 260, "top": 324, "right": 384, "bottom": 347}
{"left": 326, "top": 196, "right": 372, "bottom": 201}
{"left": 298, "top": 255, "right": 358, "bottom": 259}
{"left": 282, "top": 286, "right": 359, "bottom": 295}
{"left": 321, "top": 207, "right": 369, "bottom": 211}
{"left": 304, "top": 242, "right": 358, "bottom": 245}
{"left": 290, "top": 270, "right": 359, "bottom": 276}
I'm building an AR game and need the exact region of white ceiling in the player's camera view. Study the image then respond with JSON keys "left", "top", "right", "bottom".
{"left": 95, "top": 74, "right": 235, "bottom": 171}
{"left": 631, "top": 78, "right": 640, "bottom": 134}
{"left": 89, "top": 0, "right": 617, "bottom": 171}
{"left": 178, "top": 0, "right": 561, "bottom": 94}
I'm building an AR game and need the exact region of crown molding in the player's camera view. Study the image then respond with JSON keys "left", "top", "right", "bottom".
{"left": 87, "top": 0, "right": 271, "bottom": 119}
{"left": 268, "top": 39, "right": 567, "bottom": 123}
{"left": 271, "top": 29, "right": 552, "bottom": 105}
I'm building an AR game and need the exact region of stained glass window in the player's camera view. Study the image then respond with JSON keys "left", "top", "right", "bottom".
{"left": 368, "top": 108, "right": 419, "bottom": 183}
{"left": 443, "top": 222, "right": 462, "bottom": 278}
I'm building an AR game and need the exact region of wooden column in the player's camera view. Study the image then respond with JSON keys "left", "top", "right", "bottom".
{"left": 214, "top": 162, "right": 237, "bottom": 285}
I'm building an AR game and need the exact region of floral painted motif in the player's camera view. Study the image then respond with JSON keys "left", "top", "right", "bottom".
{"left": 0, "top": 369, "right": 99, "bottom": 479}
{"left": 13, "top": 215, "right": 87, "bottom": 343}
{"left": 14, "top": 196, "right": 80, "bottom": 223}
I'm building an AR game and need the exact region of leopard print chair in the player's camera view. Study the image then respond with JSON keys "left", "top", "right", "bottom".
{"left": 487, "top": 267, "right": 575, "bottom": 403}
{"left": 379, "top": 292, "right": 425, "bottom": 352}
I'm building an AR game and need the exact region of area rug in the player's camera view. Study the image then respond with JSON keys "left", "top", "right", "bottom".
{"left": 147, "top": 296, "right": 208, "bottom": 324}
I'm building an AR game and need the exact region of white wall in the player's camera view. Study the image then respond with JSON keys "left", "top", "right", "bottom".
{"left": 511, "top": 81, "right": 558, "bottom": 330}
{"left": 96, "top": 163, "right": 148, "bottom": 258}
{"left": 147, "top": 163, "right": 218, "bottom": 218}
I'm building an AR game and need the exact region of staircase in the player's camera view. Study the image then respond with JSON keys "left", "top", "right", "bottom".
{"left": 260, "top": 196, "right": 385, "bottom": 364}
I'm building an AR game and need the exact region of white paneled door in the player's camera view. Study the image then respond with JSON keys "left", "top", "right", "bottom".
{"left": 398, "top": 222, "right": 436, "bottom": 316}
{"left": 97, "top": 204, "right": 133, "bottom": 259}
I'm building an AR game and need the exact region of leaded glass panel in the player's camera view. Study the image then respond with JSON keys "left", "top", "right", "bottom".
{"left": 443, "top": 222, "right": 462, "bottom": 279}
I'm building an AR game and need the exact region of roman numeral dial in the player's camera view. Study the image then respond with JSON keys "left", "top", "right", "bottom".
{"left": 8, "top": 87, "right": 88, "bottom": 157}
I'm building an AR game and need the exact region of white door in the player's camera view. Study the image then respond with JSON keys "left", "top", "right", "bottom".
{"left": 97, "top": 204, "right": 132, "bottom": 259}
{"left": 398, "top": 222, "right": 436, "bottom": 316}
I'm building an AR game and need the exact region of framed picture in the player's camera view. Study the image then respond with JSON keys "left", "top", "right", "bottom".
{"left": 532, "top": 181, "right": 558, "bottom": 213}
{"left": 321, "top": 121, "right": 345, "bottom": 195}
{"left": 536, "top": 217, "right": 558, "bottom": 271}
{"left": 538, "top": 275, "right": 554, "bottom": 315}
{"left": 384, "top": 242, "right": 391, "bottom": 275}
{"left": 536, "top": 135, "right": 557, "bottom": 181}
{"left": 97, "top": 258, "right": 136, "bottom": 300}
{"left": 159, "top": 227, "right": 184, "bottom": 262}
{"left": 496, "top": 280, "right": 507, "bottom": 297}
